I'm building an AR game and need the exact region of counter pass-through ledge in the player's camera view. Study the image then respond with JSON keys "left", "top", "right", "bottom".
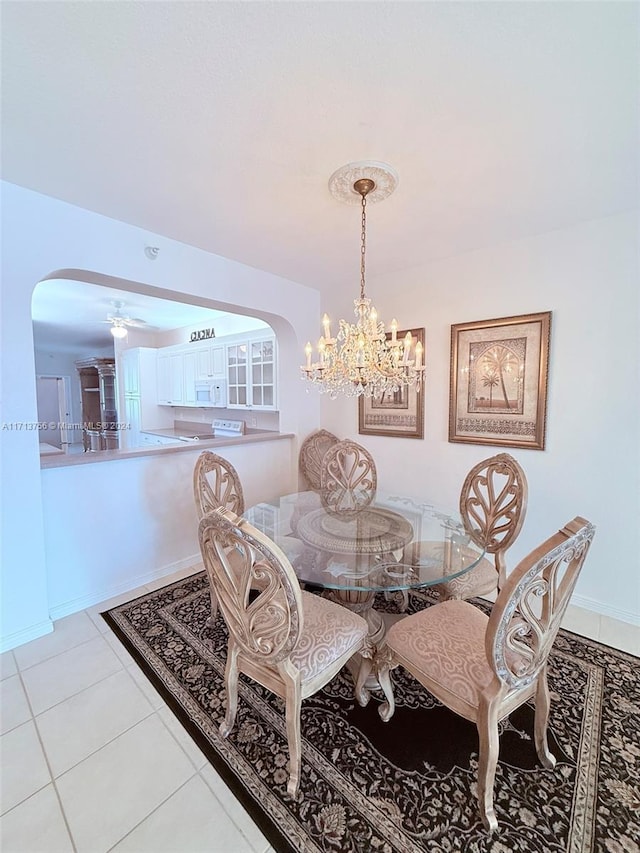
{"left": 40, "top": 431, "right": 294, "bottom": 469}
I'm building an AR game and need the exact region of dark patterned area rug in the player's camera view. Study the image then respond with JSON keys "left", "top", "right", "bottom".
{"left": 102, "top": 572, "right": 639, "bottom": 853}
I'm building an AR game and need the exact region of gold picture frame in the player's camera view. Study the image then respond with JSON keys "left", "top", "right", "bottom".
{"left": 358, "top": 328, "right": 425, "bottom": 439}
{"left": 449, "top": 312, "right": 551, "bottom": 450}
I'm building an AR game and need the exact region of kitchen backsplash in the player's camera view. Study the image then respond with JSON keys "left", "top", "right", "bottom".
{"left": 170, "top": 407, "right": 279, "bottom": 432}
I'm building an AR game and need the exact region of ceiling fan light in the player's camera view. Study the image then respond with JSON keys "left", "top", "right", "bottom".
{"left": 110, "top": 324, "right": 128, "bottom": 339}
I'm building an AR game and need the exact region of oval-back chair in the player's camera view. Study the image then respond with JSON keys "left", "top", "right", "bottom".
{"left": 378, "top": 516, "right": 595, "bottom": 831}
{"left": 320, "top": 439, "right": 377, "bottom": 518}
{"left": 193, "top": 451, "right": 245, "bottom": 623}
{"left": 299, "top": 429, "right": 340, "bottom": 491}
{"left": 198, "top": 510, "right": 368, "bottom": 797}
{"left": 408, "top": 453, "right": 528, "bottom": 602}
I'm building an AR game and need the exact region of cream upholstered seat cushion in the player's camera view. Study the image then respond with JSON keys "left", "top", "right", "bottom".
{"left": 277, "top": 535, "right": 307, "bottom": 564}
{"left": 436, "top": 556, "right": 499, "bottom": 600}
{"left": 290, "top": 592, "right": 368, "bottom": 684}
{"left": 386, "top": 600, "right": 492, "bottom": 718}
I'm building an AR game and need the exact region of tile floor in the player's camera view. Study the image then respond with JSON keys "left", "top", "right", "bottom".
{"left": 1, "top": 566, "right": 275, "bottom": 853}
{"left": 1, "top": 565, "right": 638, "bottom": 852}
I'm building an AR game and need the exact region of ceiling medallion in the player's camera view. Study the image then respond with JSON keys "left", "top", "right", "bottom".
{"left": 328, "top": 160, "right": 399, "bottom": 205}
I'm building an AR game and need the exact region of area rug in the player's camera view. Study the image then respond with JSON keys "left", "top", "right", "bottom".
{"left": 102, "top": 571, "right": 639, "bottom": 853}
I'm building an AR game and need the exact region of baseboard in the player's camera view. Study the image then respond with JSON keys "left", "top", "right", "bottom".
{"left": 477, "top": 590, "right": 638, "bottom": 628}
{"left": 0, "top": 618, "right": 54, "bottom": 654}
{"left": 48, "top": 553, "right": 203, "bottom": 622}
{"left": 570, "top": 594, "right": 639, "bottom": 627}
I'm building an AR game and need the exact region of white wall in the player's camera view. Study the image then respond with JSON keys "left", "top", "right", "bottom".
{"left": 322, "top": 212, "right": 640, "bottom": 625}
{"left": 0, "top": 181, "right": 320, "bottom": 651}
{"left": 157, "top": 314, "right": 269, "bottom": 346}
{"left": 41, "top": 439, "right": 295, "bottom": 618}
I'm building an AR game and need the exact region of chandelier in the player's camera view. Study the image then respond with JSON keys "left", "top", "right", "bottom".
{"left": 301, "top": 161, "right": 423, "bottom": 398}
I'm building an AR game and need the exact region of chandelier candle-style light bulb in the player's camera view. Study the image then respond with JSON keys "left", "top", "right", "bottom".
{"left": 322, "top": 314, "right": 332, "bottom": 340}
{"left": 318, "top": 337, "right": 326, "bottom": 366}
{"left": 415, "top": 341, "right": 423, "bottom": 369}
{"left": 301, "top": 162, "right": 425, "bottom": 398}
{"left": 403, "top": 331, "right": 412, "bottom": 364}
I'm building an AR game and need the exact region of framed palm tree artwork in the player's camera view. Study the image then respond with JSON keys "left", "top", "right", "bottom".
{"left": 449, "top": 312, "right": 551, "bottom": 450}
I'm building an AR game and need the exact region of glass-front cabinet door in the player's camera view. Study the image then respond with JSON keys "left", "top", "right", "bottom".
{"left": 227, "top": 343, "right": 248, "bottom": 406}
{"left": 226, "top": 336, "right": 276, "bottom": 410}
{"left": 251, "top": 339, "right": 275, "bottom": 407}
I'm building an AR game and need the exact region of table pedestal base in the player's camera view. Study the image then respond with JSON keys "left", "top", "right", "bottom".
{"left": 327, "top": 588, "right": 396, "bottom": 711}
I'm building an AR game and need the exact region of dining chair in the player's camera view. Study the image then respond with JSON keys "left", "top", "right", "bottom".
{"left": 377, "top": 516, "right": 596, "bottom": 832}
{"left": 319, "top": 438, "right": 409, "bottom": 610}
{"left": 299, "top": 429, "right": 340, "bottom": 491}
{"left": 320, "top": 438, "right": 377, "bottom": 517}
{"left": 408, "top": 453, "right": 528, "bottom": 602}
{"left": 193, "top": 451, "right": 245, "bottom": 624}
{"left": 292, "top": 430, "right": 340, "bottom": 534}
{"left": 193, "top": 450, "right": 245, "bottom": 519}
{"left": 198, "top": 509, "right": 369, "bottom": 798}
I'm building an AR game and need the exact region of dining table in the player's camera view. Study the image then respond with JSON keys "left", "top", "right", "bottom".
{"left": 244, "top": 490, "right": 486, "bottom": 704}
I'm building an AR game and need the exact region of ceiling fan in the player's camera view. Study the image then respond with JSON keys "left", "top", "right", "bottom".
{"left": 102, "top": 301, "right": 149, "bottom": 339}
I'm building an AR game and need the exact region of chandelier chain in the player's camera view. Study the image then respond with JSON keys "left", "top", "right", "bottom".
{"left": 360, "top": 193, "right": 367, "bottom": 301}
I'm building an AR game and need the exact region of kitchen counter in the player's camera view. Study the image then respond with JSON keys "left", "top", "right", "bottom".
{"left": 39, "top": 442, "right": 65, "bottom": 456}
{"left": 140, "top": 426, "right": 273, "bottom": 441}
{"left": 40, "top": 430, "right": 293, "bottom": 468}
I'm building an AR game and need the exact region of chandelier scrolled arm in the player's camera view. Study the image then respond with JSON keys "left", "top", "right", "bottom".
{"left": 301, "top": 163, "right": 424, "bottom": 398}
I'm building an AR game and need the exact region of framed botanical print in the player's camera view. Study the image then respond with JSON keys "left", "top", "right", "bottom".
{"left": 449, "top": 312, "right": 551, "bottom": 450}
{"left": 358, "top": 328, "right": 425, "bottom": 439}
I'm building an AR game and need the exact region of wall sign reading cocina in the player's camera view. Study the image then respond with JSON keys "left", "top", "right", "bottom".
{"left": 190, "top": 328, "right": 216, "bottom": 342}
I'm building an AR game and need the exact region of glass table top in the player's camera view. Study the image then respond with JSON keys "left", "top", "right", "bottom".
{"left": 244, "top": 491, "right": 486, "bottom": 593}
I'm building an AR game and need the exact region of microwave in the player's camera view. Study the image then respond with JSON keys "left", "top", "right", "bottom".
{"left": 195, "top": 379, "right": 227, "bottom": 408}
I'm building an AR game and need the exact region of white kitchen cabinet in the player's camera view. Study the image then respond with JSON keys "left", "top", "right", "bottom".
{"left": 169, "top": 354, "right": 184, "bottom": 404}
{"left": 139, "top": 432, "right": 183, "bottom": 447}
{"left": 211, "top": 346, "right": 225, "bottom": 377}
{"left": 123, "top": 394, "right": 142, "bottom": 447}
{"left": 119, "top": 347, "right": 169, "bottom": 448}
{"left": 196, "top": 344, "right": 225, "bottom": 380}
{"left": 195, "top": 348, "right": 211, "bottom": 380}
{"left": 250, "top": 338, "right": 275, "bottom": 408}
{"left": 158, "top": 352, "right": 185, "bottom": 405}
{"left": 159, "top": 348, "right": 212, "bottom": 406}
{"left": 183, "top": 352, "right": 197, "bottom": 405}
{"left": 155, "top": 334, "right": 275, "bottom": 410}
{"left": 157, "top": 354, "right": 171, "bottom": 404}
{"left": 226, "top": 336, "right": 277, "bottom": 410}
{"left": 227, "top": 342, "right": 248, "bottom": 407}
{"left": 121, "top": 348, "right": 140, "bottom": 396}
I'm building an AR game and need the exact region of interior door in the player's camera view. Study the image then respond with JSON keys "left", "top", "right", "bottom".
{"left": 36, "top": 376, "right": 67, "bottom": 448}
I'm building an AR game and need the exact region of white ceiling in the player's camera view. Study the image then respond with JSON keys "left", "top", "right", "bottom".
{"left": 2, "top": 1, "right": 637, "bottom": 301}
{"left": 31, "top": 279, "right": 231, "bottom": 351}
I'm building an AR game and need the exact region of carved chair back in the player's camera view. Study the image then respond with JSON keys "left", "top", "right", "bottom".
{"left": 193, "top": 451, "right": 245, "bottom": 519}
{"left": 487, "top": 516, "right": 595, "bottom": 694}
{"left": 376, "top": 515, "right": 595, "bottom": 831}
{"left": 459, "top": 453, "right": 528, "bottom": 588}
{"left": 320, "top": 439, "right": 377, "bottom": 517}
{"left": 299, "top": 429, "right": 340, "bottom": 491}
{"left": 198, "top": 511, "right": 303, "bottom": 665}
